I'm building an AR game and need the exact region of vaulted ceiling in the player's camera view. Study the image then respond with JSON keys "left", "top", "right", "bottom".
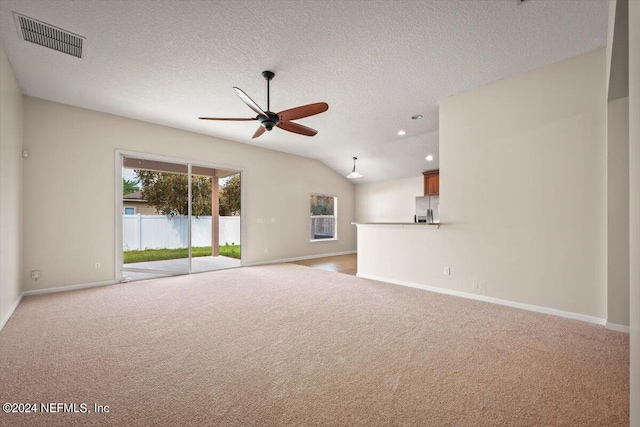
{"left": 0, "top": 0, "right": 608, "bottom": 182}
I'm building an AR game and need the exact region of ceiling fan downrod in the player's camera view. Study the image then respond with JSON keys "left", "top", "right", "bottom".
{"left": 260, "top": 71, "right": 277, "bottom": 130}
{"left": 262, "top": 70, "right": 275, "bottom": 112}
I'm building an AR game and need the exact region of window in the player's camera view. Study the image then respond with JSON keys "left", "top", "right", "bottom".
{"left": 124, "top": 207, "right": 136, "bottom": 215}
{"left": 310, "top": 194, "right": 337, "bottom": 241}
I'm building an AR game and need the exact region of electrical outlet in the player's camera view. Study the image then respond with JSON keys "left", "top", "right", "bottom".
{"left": 257, "top": 218, "right": 263, "bottom": 223}
{"left": 271, "top": 218, "right": 276, "bottom": 223}
{"left": 444, "top": 267, "right": 451, "bottom": 276}
{"left": 94, "top": 262, "right": 101, "bottom": 270}
{"left": 31, "top": 270, "right": 40, "bottom": 280}
{"left": 264, "top": 248, "right": 269, "bottom": 253}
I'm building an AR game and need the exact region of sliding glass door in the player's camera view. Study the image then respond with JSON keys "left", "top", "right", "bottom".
{"left": 118, "top": 154, "right": 242, "bottom": 281}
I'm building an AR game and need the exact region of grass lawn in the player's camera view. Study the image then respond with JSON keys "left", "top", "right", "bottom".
{"left": 124, "top": 245, "right": 240, "bottom": 263}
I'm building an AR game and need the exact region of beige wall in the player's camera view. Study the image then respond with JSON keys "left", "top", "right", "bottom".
{"left": 607, "top": 96, "right": 629, "bottom": 326}
{"left": 628, "top": 0, "right": 640, "bottom": 422}
{"left": 355, "top": 176, "right": 422, "bottom": 223}
{"left": 0, "top": 43, "right": 23, "bottom": 326}
{"left": 356, "top": 49, "right": 607, "bottom": 318}
{"left": 22, "top": 98, "right": 356, "bottom": 291}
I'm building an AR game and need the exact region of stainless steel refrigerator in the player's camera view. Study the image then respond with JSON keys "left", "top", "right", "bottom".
{"left": 416, "top": 196, "right": 439, "bottom": 223}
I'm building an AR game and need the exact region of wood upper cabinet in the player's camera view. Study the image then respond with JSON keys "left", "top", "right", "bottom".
{"left": 423, "top": 170, "right": 439, "bottom": 196}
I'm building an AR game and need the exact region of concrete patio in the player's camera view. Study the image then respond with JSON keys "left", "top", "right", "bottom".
{"left": 122, "top": 255, "right": 241, "bottom": 281}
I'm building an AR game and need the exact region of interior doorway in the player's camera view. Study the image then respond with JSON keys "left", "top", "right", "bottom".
{"left": 117, "top": 152, "right": 243, "bottom": 281}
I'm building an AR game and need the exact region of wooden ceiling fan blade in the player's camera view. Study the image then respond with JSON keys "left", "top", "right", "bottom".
{"left": 277, "top": 121, "right": 318, "bottom": 137}
{"left": 233, "top": 87, "right": 267, "bottom": 117}
{"left": 252, "top": 126, "right": 266, "bottom": 139}
{"left": 278, "top": 102, "right": 328, "bottom": 122}
{"left": 199, "top": 117, "right": 257, "bottom": 121}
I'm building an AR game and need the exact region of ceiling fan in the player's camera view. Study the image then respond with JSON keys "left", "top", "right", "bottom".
{"left": 199, "top": 71, "right": 328, "bottom": 139}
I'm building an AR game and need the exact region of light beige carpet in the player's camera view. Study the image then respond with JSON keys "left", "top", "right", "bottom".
{"left": 0, "top": 264, "right": 629, "bottom": 426}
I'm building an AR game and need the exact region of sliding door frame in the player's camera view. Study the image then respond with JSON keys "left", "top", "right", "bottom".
{"left": 114, "top": 150, "right": 246, "bottom": 282}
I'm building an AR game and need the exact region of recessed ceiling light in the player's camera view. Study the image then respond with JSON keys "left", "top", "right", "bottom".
{"left": 411, "top": 114, "right": 423, "bottom": 120}
{"left": 397, "top": 130, "right": 406, "bottom": 136}
{"left": 426, "top": 155, "right": 434, "bottom": 161}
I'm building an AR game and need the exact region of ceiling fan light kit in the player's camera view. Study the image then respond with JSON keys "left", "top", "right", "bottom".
{"left": 347, "top": 157, "right": 363, "bottom": 179}
{"left": 199, "top": 71, "right": 328, "bottom": 139}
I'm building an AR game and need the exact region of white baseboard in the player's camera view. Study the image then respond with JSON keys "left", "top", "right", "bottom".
{"left": 605, "top": 322, "right": 630, "bottom": 333}
{"left": 0, "top": 293, "right": 24, "bottom": 332}
{"left": 357, "top": 273, "right": 607, "bottom": 327}
{"left": 22, "top": 280, "right": 117, "bottom": 296}
{"left": 248, "top": 250, "right": 357, "bottom": 266}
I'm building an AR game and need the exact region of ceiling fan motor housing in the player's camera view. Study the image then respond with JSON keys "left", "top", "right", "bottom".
{"left": 259, "top": 111, "right": 280, "bottom": 131}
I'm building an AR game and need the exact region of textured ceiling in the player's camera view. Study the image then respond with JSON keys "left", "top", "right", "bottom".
{"left": 0, "top": 0, "right": 608, "bottom": 183}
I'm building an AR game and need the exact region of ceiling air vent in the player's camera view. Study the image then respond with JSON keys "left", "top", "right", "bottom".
{"left": 13, "top": 13, "right": 85, "bottom": 59}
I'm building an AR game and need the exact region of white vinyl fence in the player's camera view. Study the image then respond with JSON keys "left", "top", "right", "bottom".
{"left": 123, "top": 215, "right": 240, "bottom": 251}
{"left": 310, "top": 215, "right": 336, "bottom": 240}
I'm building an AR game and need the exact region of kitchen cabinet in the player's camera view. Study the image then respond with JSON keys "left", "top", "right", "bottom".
{"left": 423, "top": 170, "right": 439, "bottom": 196}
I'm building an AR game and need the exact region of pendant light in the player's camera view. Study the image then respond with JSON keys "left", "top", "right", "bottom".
{"left": 347, "top": 157, "right": 362, "bottom": 179}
